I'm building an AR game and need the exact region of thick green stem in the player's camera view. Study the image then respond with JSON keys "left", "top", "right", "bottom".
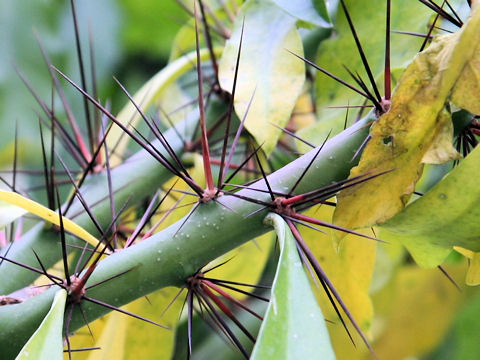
{"left": 0, "top": 110, "right": 196, "bottom": 295}
{"left": 0, "top": 111, "right": 374, "bottom": 359}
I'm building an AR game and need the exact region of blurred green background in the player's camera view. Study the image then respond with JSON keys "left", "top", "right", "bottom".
{"left": 0, "top": 0, "right": 187, "bottom": 166}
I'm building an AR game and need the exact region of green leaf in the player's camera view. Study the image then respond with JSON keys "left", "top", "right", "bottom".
{"left": 333, "top": 5, "right": 480, "bottom": 235}
{"left": 218, "top": 0, "right": 305, "bottom": 156}
{"left": 15, "top": 289, "right": 67, "bottom": 360}
{"left": 378, "top": 143, "right": 480, "bottom": 268}
{"left": 271, "top": 0, "right": 331, "bottom": 28}
{"left": 251, "top": 213, "right": 334, "bottom": 360}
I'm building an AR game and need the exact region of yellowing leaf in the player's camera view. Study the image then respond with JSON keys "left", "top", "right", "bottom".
{"left": 422, "top": 109, "right": 461, "bottom": 164}
{"left": 309, "top": 0, "right": 431, "bottom": 139}
{"left": 334, "top": 5, "right": 480, "bottom": 233}
{"left": 451, "top": 36, "right": 480, "bottom": 114}
{"left": 0, "top": 190, "right": 103, "bottom": 251}
{"left": 378, "top": 143, "right": 480, "bottom": 268}
{"left": 218, "top": 0, "right": 305, "bottom": 156}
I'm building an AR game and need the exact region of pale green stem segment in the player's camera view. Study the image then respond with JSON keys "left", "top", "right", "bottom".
{"left": 15, "top": 290, "right": 67, "bottom": 360}
{"left": 250, "top": 213, "right": 335, "bottom": 360}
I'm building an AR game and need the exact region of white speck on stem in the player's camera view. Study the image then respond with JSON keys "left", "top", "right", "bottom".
{"left": 272, "top": 294, "right": 277, "bottom": 315}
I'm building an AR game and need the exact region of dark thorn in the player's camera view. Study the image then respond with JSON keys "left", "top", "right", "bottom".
{"left": 254, "top": 152, "right": 274, "bottom": 201}
{"left": 287, "top": 220, "right": 378, "bottom": 359}
{"left": 196, "top": 289, "right": 250, "bottom": 358}
{"left": 204, "top": 279, "right": 270, "bottom": 302}
{"left": 289, "top": 131, "right": 331, "bottom": 196}
{"left": 385, "top": 0, "right": 392, "bottom": 100}
{"left": 0, "top": 255, "right": 62, "bottom": 282}
{"left": 270, "top": 123, "right": 316, "bottom": 149}
{"left": 218, "top": 19, "right": 245, "bottom": 188}
{"left": 194, "top": 2, "right": 215, "bottom": 192}
{"left": 437, "top": 265, "right": 462, "bottom": 292}
{"left": 70, "top": 0, "right": 94, "bottom": 151}
{"left": 83, "top": 296, "right": 169, "bottom": 329}
{"left": 31, "top": 248, "right": 65, "bottom": 285}
{"left": 86, "top": 267, "right": 138, "bottom": 291}
{"left": 198, "top": 0, "right": 219, "bottom": 80}
{"left": 201, "top": 284, "right": 256, "bottom": 342}
{"left": 101, "top": 121, "right": 117, "bottom": 248}
{"left": 187, "top": 290, "right": 194, "bottom": 357}
{"left": 55, "top": 184, "right": 71, "bottom": 286}
{"left": 78, "top": 303, "right": 94, "bottom": 340}
{"left": 352, "top": 134, "right": 371, "bottom": 162}
{"left": 38, "top": 121, "right": 54, "bottom": 210}
{"left": 56, "top": 152, "right": 105, "bottom": 239}
{"left": 222, "top": 145, "right": 263, "bottom": 188}
{"left": 286, "top": 50, "right": 371, "bottom": 101}
{"left": 339, "top": 0, "right": 382, "bottom": 103}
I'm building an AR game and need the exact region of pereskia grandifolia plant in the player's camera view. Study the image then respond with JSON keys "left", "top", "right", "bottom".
{"left": 1, "top": 0, "right": 480, "bottom": 359}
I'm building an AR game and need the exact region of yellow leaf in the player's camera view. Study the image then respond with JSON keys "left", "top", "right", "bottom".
{"left": 454, "top": 247, "right": 480, "bottom": 286}
{"left": 301, "top": 204, "right": 377, "bottom": 357}
{"left": 422, "top": 109, "right": 461, "bottom": 164}
{"left": 124, "top": 287, "right": 184, "bottom": 360}
{"left": 86, "top": 312, "right": 127, "bottom": 360}
{"left": 334, "top": 5, "right": 480, "bottom": 233}
{"left": 466, "top": 253, "right": 480, "bottom": 286}
{"left": 451, "top": 36, "right": 480, "bottom": 114}
{"left": 0, "top": 190, "right": 104, "bottom": 252}
{"left": 291, "top": 86, "right": 316, "bottom": 130}
{"left": 367, "top": 264, "right": 465, "bottom": 360}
